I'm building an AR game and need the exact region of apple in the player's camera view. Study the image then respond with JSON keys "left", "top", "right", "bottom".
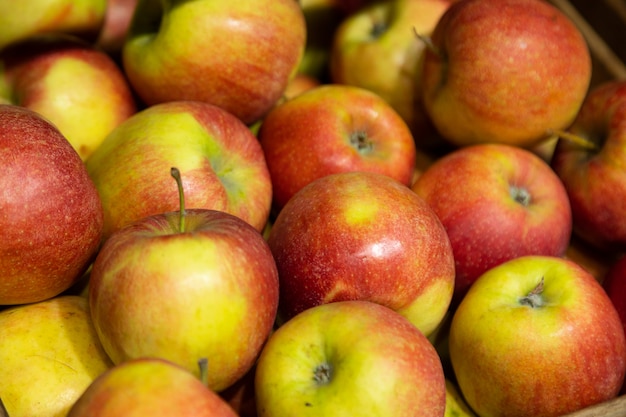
{"left": 0, "top": 0, "right": 107, "bottom": 50}
{"left": 411, "top": 143, "right": 572, "bottom": 305}
{"left": 88, "top": 168, "right": 279, "bottom": 392}
{"left": 267, "top": 171, "right": 455, "bottom": 336}
{"left": 603, "top": 255, "right": 626, "bottom": 337}
{"left": 329, "top": 0, "right": 454, "bottom": 147}
{"left": 0, "top": 104, "right": 103, "bottom": 305}
{"left": 95, "top": 0, "right": 139, "bottom": 56}
{"left": 254, "top": 300, "right": 446, "bottom": 417}
{"left": 122, "top": 0, "right": 306, "bottom": 125}
{"left": 0, "top": 295, "right": 113, "bottom": 417}
{"left": 0, "top": 34, "right": 137, "bottom": 161}
{"left": 258, "top": 84, "right": 417, "bottom": 213}
{"left": 85, "top": 100, "right": 273, "bottom": 242}
{"left": 420, "top": 0, "right": 592, "bottom": 148}
{"left": 449, "top": 255, "right": 626, "bottom": 417}
{"left": 550, "top": 80, "right": 626, "bottom": 253}
{"left": 67, "top": 357, "right": 238, "bottom": 417}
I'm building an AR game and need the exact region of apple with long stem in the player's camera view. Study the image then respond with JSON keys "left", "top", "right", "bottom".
{"left": 88, "top": 167, "right": 279, "bottom": 392}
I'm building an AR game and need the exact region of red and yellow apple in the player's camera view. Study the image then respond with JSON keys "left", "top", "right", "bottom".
{"left": 267, "top": 171, "right": 455, "bottom": 336}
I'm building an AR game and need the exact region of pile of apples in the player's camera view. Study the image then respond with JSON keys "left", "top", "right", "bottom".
{"left": 2, "top": 0, "right": 626, "bottom": 416}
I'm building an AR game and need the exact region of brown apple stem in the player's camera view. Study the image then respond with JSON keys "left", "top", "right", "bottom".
{"left": 547, "top": 129, "right": 598, "bottom": 151}
{"left": 413, "top": 28, "right": 441, "bottom": 57}
{"left": 170, "top": 167, "right": 186, "bottom": 233}
{"left": 198, "top": 357, "right": 209, "bottom": 388}
{"left": 519, "top": 277, "right": 545, "bottom": 308}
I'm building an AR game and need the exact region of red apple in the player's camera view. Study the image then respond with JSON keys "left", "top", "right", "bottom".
{"left": 89, "top": 170, "right": 279, "bottom": 391}
{"left": 420, "top": 0, "right": 592, "bottom": 148}
{"left": 449, "top": 255, "right": 626, "bottom": 417}
{"left": 122, "top": 0, "right": 306, "bottom": 125}
{"left": 551, "top": 80, "right": 626, "bottom": 253}
{"left": 258, "top": 84, "right": 417, "bottom": 213}
{"left": 0, "top": 104, "right": 103, "bottom": 305}
{"left": 254, "top": 300, "right": 446, "bottom": 416}
{"left": 85, "top": 100, "right": 272, "bottom": 241}
{"left": 67, "top": 357, "right": 238, "bottom": 417}
{"left": 0, "top": 34, "right": 137, "bottom": 160}
{"left": 267, "top": 171, "right": 455, "bottom": 336}
{"left": 411, "top": 143, "right": 572, "bottom": 305}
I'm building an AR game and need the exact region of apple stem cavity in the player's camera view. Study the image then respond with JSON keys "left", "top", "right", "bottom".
{"left": 313, "top": 363, "right": 333, "bottom": 385}
{"left": 170, "top": 167, "right": 187, "bottom": 233}
{"left": 519, "top": 277, "right": 545, "bottom": 309}
{"left": 510, "top": 185, "right": 531, "bottom": 207}
{"left": 198, "top": 357, "right": 209, "bottom": 388}
{"left": 547, "top": 129, "right": 598, "bottom": 151}
{"left": 350, "top": 131, "right": 373, "bottom": 153}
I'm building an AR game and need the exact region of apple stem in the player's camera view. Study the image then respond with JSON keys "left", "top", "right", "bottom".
{"left": 170, "top": 167, "right": 186, "bottom": 233}
{"left": 198, "top": 357, "right": 209, "bottom": 388}
{"left": 519, "top": 277, "right": 545, "bottom": 309}
{"left": 547, "top": 129, "right": 598, "bottom": 151}
{"left": 413, "top": 28, "right": 441, "bottom": 57}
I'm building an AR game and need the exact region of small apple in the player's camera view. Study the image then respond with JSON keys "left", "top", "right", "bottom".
{"left": 258, "top": 84, "right": 417, "bottom": 213}
{"left": 330, "top": 0, "right": 454, "bottom": 147}
{"left": 122, "top": 0, "right": 306, "bottom": 125}
{"left": 0, "top": 104, "right": 103, "bottom": 305}
{"left": 85, "top": 100, "right": 273, "bottom": 241}
{"left": 254, "top": 300, "right": 446, "bottom": 417}
{"left": 0, "top": 295, "right": 113, "bottom": 417}
{"left": 88, "top": 168, "right": 279, "bottom": 392}
{"left": 420, "top": 0, "right": 592, "bottom": 148}
{"left": 0, "top": 34, "right": 137, "bottom": 160}
{"left": 449, "top": 255, "right": 626, "bottom": 417}
{"left": 67, "top": 358, "right": 238, "bottom": 417}
{"left": 412, "top": 143, "right": 572, "bottom": 305}
{"left": 267, "top": 171, "right": 455, "bottom": 336}
{"left": 0, "top": 0, "right": 107, "bottom": 50}
{"left": 550, "top": 80, "right": 626, "bottom": 253}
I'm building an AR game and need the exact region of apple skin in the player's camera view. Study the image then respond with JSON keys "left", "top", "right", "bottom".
{"left": 411, "top": 143, "right": 572, "bottom": 305}
{"left": 551, "top": 80, "right": 626, "bottom": 253}
{"left": 449, "top": 255, "right": 626, "bottom": 417}
{"left": 0, "top": 104, "right": 103, "bottom": 305}
{"left": 88, "top": 208, "right": 279, "bottom": 392}
{"left": 420, "top": 0, "right": 591, "bottom": 148}
{"left": 330, "top": 0, "right": 453, "bottom": 147}
{"left": 254, "top": 300, "right": 446, "bottom": 417}
{"left": 259, "top": 84, "right": 417, "bottom": 213}
{"left": 0, "top": 296, "right": 113, "bottom": 417}
{"left": 0, "top": 0, "right": 107, "bottom": 50}
{"left": 67, "top": 357, "right": 238, "bottom": 417}
{"left": 267, "top": 171, "right": 455, "bottom": 336}
{"left": 85, "top": 100, "right": 272, "bottom": 241}
{"left": 122, "top": 0, "right": 306, "bottom": 125}
{"left": 0, "top": 35, "right": 137, "bottom": 161}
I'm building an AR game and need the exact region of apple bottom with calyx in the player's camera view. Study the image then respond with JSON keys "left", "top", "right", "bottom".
{"left": 254, "top": 300, "right": 446, "bottom": 417}
{"left": 68, "top": 357, "right": 238, "bottom": 416}
{"left": 88, "top": 168, "right": 279, "bottom": 392}
{"left": 449, "top": 255, "right": 626, "bottom": 417}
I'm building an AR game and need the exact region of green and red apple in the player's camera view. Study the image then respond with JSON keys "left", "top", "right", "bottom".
{"left": 255, "top": 300, "right": 446, "bottom": 417}
{"left": 0, "top": 296, "right": 113, "bottom": 417}
{"left": 420, "top": 0, "right": 592, "bottom": 148}
{"left": 122, "top": 0, "right": 306, "bottom": 125}
{"left": 0, "top": 104, "right": 103, "bottom": 305}
{"left": 412, "top": 143, "right": 572, "bottom": 304}
{"left": 0, "top": 35, "right": 137, "bottom": 160}
{"left": 68, "top": 358, "right": 238, "bottom": 417}
{"left": 85, "top": 100, "right": 273, "bottom": 241}
{"left": 551, "top": 80, "right": 626, "bottom": 253}
{"left": 258, "top": 84, "right": 417, "bottom": 213}
{"left": 267, "top": 171, "right": 455, "bottom": 336}
{"left": 449, "top": 255, "right": 626, "bottom": 417}
{"left": 89, "top": 170, "right": 279, "bottom": 391}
